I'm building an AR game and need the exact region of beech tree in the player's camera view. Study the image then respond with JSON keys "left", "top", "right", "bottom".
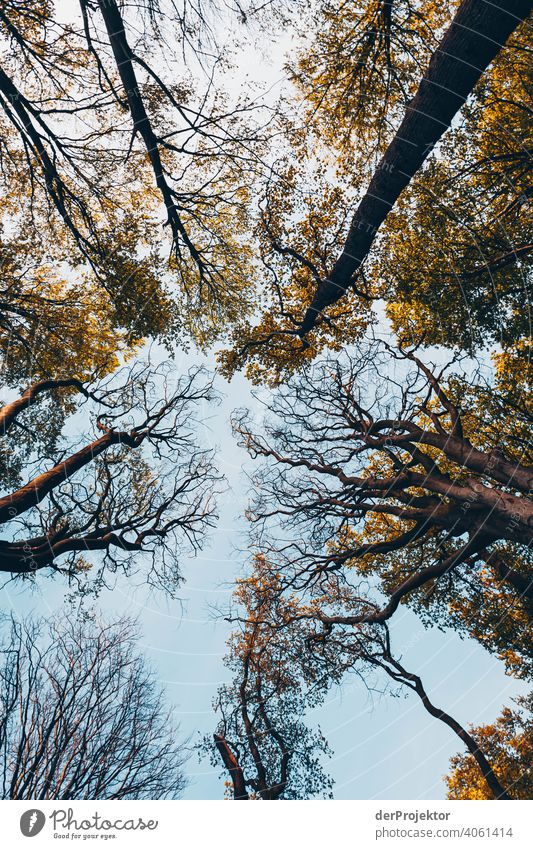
{"left": 205, "top": 557, "right": 334, "bottom": 800}
{"left": 220, "top": 0, "right": 532, "bottom": 381}
{"left": 232, "top": 343, "right": 532, "bottom": 676}
{"left": 211, "top": 557, "right": 513, "bottom": 800}
{"left": 0, "top": 615, "right": 187, "bottom": 799}
{"left": 0, "top": 0, "right": 271, "bottom": 344}
{"left": 376, "top": 33, "right": 533, "bottom": 353}
{"left": 297, "top": 0, "right": 533, "bottom": 336}
{"left": 213, "top": 0, "right": 533, "bottom": 786}
{"left": 214, "top": 337, "right": 531, "bottom": 795}
{"left": 1, "top": 0, "right": 530, "bottom": 803}
{"left": 0, "top": 362, "right": 220, "bottom": 591}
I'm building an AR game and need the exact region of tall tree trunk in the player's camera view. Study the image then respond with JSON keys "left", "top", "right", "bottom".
{"left": 213, "top": 734, "right": 250, "bottom": 799}
{"left": 300, "top": 0, "right": 533, "bottom": 334}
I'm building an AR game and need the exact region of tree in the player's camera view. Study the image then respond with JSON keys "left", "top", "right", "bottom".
{"left": 219, "top": 0, "right": 532, "bottom": 381}
{"left": 0, "top": 0, "right": 270, "bottom": 344}
{"left": 204, "top": 556, "right": 334, "bottom": 800}
{"left": 232, "top": 342, "right": 532, "bottom": 676}
{"left": 0, "top": 361, "right": 221, "bottom": 593}
{"left": 376, "top": 30, "right": 533, "bottom": 353}
{"left": 0, "top": 614, "right": 187, "bottom": 799}
{"left": 2, "top": 0, "right": 530, "bottom": 803}
{"left": 210, "top": 556, "right": 512, "bottom": 800}
{"left": 300, "top": 0, "right": 532, "bottom": 338}
{"left": 446, "top": 693, "right": 533, "bottom": 799}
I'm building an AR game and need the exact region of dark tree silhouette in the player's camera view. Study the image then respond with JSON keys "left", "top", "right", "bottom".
{"left": 210, "top": 644, "right": 333, "bottom": 800}
{"left": 0, "top": 615, "right": 187, "bottom": 799}
{"left": 232, "top": 343, "right": 532, "bottom": 675}
{"left": 210, "top": 557, "right": 512, "bottom": 800}
{"left": 0, "top": 361, "right": 221, "bottom": 592}
{"left": 219, "top": 0, "right": 532, "bottom": 382}
{"left": 204, "top": 557, "right": 334, "bottom": 800}
{"left": 0, "top": 0, "right": 272, "bottom": 328}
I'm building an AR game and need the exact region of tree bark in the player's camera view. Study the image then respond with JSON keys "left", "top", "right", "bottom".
{"left": 300, "top": 0, "right": 533, "bottom": 334}
{"left": 0, "top": 430, "right": 138, "bottom": 523}
{"left": 485, "top": 550, "right": 533, "bottom": 600}
{"left": 95, "top": 0, "right": 201, "bottom": 264}
{"left": 213, "top": 734, "right": 249, "bottom": 800}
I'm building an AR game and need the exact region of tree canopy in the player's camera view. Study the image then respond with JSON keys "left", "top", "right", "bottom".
{"left": 0, "top": 362, "right": 221, "bottom": 595}
{"left": 0, "top": 0, "right": 272, "bottom": 347}
{"left": 0, "top": 0, "right": 531, "bottom": 803}
{"left": 207, "top": 0, "right": 533, "bottom": 799}
{"left": 215, "top": 342, "right": 532, "bottom": 796}
{"left": 0, "top": 614, "right": 187, "bottom": 799}
{"left": 219, "top": 1, "right": 533, "bottom": 383}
